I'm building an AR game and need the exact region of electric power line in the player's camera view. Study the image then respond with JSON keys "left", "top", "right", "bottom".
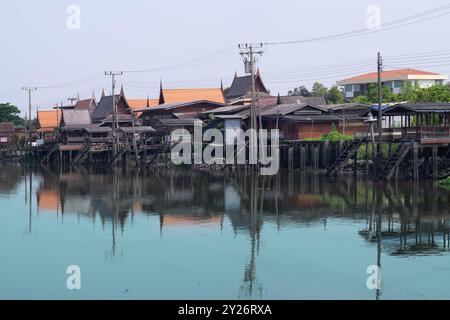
{"left": 264, "top": 4, "right": 450, "bottom": 46}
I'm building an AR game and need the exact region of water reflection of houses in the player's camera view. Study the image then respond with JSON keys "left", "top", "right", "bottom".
{"left": 4, "top": 165, "right": 449, "bottom": 299}
{"left": 359, "top": 182, "right": 450, "bottom": 257}
{"left": 35, "top": 169, "right": 228, "bottom": 229}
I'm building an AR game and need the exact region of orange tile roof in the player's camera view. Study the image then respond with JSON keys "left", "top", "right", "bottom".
{"left": 337, "top": 69, "right": 447, "bottom": 85}
{"left": 127, "top": 99, "right": 159, "bottom": 109}
{"left": 37, "top": 110, "right": 61, "bottom": 130}
{"left": 161, "top": 88, "right": 225, "bottom": 104}
{"left": 127, "top": 99, "right": 159, "bottom": 117}
{"left": 38, "top": 189, "right": 58, "bottom": 211}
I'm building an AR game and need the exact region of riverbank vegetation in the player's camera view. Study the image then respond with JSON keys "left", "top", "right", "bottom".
{"left": 288, "top": 82, "right": 450, "bottom": 104}
{"left": 438, "top": 177, "right": 450, "bottom": 190}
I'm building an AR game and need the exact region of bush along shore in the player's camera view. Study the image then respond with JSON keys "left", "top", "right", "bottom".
{"left": 438, "top": 177, "right": 450, "bottom": 189}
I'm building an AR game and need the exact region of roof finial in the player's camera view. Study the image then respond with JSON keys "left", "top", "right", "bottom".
{"left": 101, "top": 88, "right": 106, "bottom": 99}
{"left": 77, "top": 92, "right": 80, "bottom": 101}
{"left": 159, "top": 79, "right": 164, "bottom": 105}
{"left": 120, "top": 84, "right": 125, "bottom": 97}
{"left": 234, "top": 71, "right": 238, "bottom": 79}
{"left": 91, "top": 90, "right": 96, "bottom": 101}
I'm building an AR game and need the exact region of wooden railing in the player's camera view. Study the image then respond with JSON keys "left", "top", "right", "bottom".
{"left": 90, "top": 137, "right": 112, "bottom": 144}
{"left": 66, "top": 137, "right": 86, "bottom": 144}
{"left": 400, "top": 126, "right": 450, "bottom": 143}
{"left": 355, "top": 126, "right": 450, "bottom": 144}
{"left": 418, "top": 126, "right": 450, "bottom": 144}
{"left": 354, "top": 127, "right": 402, "bottom": 141}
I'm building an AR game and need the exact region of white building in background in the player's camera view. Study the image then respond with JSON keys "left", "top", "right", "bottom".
{"left": 337, "top": 68, "right": 448, "bottom": 99}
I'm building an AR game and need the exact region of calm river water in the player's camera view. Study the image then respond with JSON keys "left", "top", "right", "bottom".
{"left": 1, "top": 163, "right": 450, "bottom": 300}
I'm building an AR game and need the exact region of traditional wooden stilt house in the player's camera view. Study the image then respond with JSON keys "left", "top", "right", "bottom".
{"left": 258, "top": 104, "right": 342, "bottom": 140}
{"left": 59, "top": 109, "right": 92, "bottom": 145}
{"left": 135, "top": 100, "right": 222, "bottom": 143}
{"left": 317, "top": 103, "right": 370, "bottom": 136}
{"left": 137, "top": 100, "right": 224, "bottom": 126}
{"left": 202, "top": 103, "right": 346, "bottom": 140}
{"left": 91, "top": 87, "right": 132, "bottom": 125}
{"left": 153, "top": 118, "right": 204, "bottom": 143}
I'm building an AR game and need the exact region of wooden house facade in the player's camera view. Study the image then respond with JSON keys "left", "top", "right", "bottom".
{"left": 0, "top": 122, "right": 15, "bottom": 145}
{"left": 137, "top": 100, "right": 225, "bottom": 128}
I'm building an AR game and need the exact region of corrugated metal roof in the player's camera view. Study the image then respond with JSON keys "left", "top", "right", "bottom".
{"left": 283, "top": 114, "right": 342, "bottom": 122}
{"left": 133, "top": 100, "right": 225, "bottom": 113}
{"left": 84, "top": 126, "right": 112, "bottom": 133}
{"left": 155, "top": 118, "right": 204, "bottom": 127}
{"left": 120, "top": 126, "right": 155, "bottom": 133}
{"left": 384, "top": 103, "right": 450, "bottom": 115}
{"left": 201, "top": 105, "right": 250, "bottom": 115}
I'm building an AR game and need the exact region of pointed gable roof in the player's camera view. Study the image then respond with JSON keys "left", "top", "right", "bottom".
{"left": 91, "top": 94, "right": 129, "bottom": 122}
{"left": 159, "top": 88, "right": 225, "bottom": 104}
{"left": 61, "top": 109, "right": 92, "bottom": 128}
{"left": 37, "top": 110, "right": 62, "bottom": 131}
{"left": 75, "top": 96, "right": 97, "bottom": 113}
{"left": 225, "top": 72, "right": 269, "bottom": 101}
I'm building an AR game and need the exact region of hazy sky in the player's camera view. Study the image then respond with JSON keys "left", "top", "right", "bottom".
{"left": 1, "top": 0, "right": 450, "bottom": 115}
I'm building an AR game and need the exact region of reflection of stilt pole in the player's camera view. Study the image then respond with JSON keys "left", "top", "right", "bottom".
{"left": 375, "top": 186, "right": 382, "bottom": 300}
{"left": 240, "top": 171, "right": 263, "bottom": 299}
{"left": 29, "top": 170, "right": 32, "bottom": 234}
{"left": 275, "top": 175, "right": 280, "bottom": 231}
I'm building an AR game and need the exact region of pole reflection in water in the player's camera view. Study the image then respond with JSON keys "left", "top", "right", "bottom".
{"left": 1, "top": 162, "right": 450, "bottom": 299}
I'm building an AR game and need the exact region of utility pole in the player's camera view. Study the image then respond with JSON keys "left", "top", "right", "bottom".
{"left": 22, "top": 87, "right": 37, "bottom": 149}
{"left": 238, "top": 43, "right": 264, "bottom": 165}
{"left": 105, "top": 71, "right": 123, "bottom": 156}
{"left": 377, "top": 52, "right": 383, "bottom": 167}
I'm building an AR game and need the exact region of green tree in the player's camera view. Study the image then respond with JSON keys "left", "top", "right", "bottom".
{"left": 353, "top": 95, "right": 370, "bottom": 104}
{"left": 311, "top": 82, "right": 328, "bottom": 97}
{"left": 0, "top": 103, "right": 24, "bottom": 125}
{"left": 326, "top": 86, "right": 344, "bottom": 104}
{"left": 413, "top": 84, "right": 450, "bottom": 103}
{"left": 397, "top": 81, "right": 416, "bottom": 102}
{"left": 288, "top": 86, "right": 311, "bottom": 97}
{"left": 368, "top": 84, "right": 395, "bottom": 103}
